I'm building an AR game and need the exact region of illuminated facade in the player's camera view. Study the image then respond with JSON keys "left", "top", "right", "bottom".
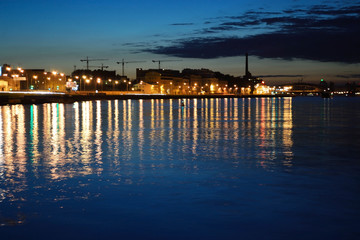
{"left": 0, "top": 79, "right": 8, "bottom": 91}
{"left": 136, "top": 68, "right": 238, "bottom": 95}
{"left": 136, "top": 69, "right": 190, "bottom": 94}
{"left": 71, "top": 69, "right": 122, "bottom": 91}
{"left": 0, "top": 64, "right": 68, "bottom": 92}
{"left": 0, "top": 64, "right": 26, "bottom": 90}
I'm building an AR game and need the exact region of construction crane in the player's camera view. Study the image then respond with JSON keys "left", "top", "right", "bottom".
{"left": 116, "top": 59, "right": 146, "bottom": 76}
{"left": 80, "top": 57, "right": 108, "bottom": 70}
{"left": 152, "top": 59, "right": 182, "bottom": 70}
{"left": 88, "top": 64, "right": 109, "bottom": 71}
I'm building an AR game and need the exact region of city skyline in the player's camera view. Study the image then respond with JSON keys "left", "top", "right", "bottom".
{"left": 1, "top": 0, "right": 359, "bottom": 84}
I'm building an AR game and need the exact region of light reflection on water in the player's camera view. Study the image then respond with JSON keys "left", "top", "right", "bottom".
{"left": 0, "top": 98, "right": 295, "bottom": 189}
{"left": 0, "top": 97, "right": 359, "bottom": 239}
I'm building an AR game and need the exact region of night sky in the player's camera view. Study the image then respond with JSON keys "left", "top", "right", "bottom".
{"left": 1, "top": 0, "right": 359, "bottom": 84}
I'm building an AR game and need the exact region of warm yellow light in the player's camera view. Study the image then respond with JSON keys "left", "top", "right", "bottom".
{"left": 86, "top": 79, "right": 90, "bottom": 83}
{"left": 52, "top": 71, "right": 57, "bottom": 75}
{"left": 33, "top": 75, "right": 38, "bottom": 79}
{"left": 75, "top": 76, "right": 79, "bottom": 79}
{"left": 6, "top": 67, "right": 11, "bottom": 71}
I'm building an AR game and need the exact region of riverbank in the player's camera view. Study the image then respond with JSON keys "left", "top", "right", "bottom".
{"left": 0, "top": 91, "right": 291, "bottom": 105}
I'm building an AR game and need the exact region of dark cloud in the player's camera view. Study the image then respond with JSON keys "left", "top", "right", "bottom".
{"left": 170, "top": 23, "right": 194, "bottom": 26}
{"left": 307, "top": 5, "right": 360, "bottom": 16}
{"left": 336, "top": 74, "right": 360, "bottom": 79}
{"left": 221, "top": 20, "right": 262, "bottom": 27}
{"left": 257, "top": 75, "right": 304, "bottom": 78}
{"left": 146, "top": 27, "right": 360, "bottom": 63}
{"left": 144, "top": 2, "right": 360, "bottom": 64}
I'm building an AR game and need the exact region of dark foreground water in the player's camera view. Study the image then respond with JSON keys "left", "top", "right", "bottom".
{"left": 0, "top": 97, "right": 359, "bottom": 240}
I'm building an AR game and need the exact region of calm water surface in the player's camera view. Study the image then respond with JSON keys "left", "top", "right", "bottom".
{"left": 0, "top": 97, "right": 359, "bottom": 240}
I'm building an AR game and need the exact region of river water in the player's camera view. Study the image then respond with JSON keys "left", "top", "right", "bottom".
{"left": 0, "top": 97, "right": 359, "bottom": 239}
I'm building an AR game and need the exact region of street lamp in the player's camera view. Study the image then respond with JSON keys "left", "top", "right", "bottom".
{"left": 86, "top": 79, "right": 90, "bottom": 91}
{"left": 97, "top": 78, "right": 101, "bottom": 91}
{"left": 108, "top": 79, "right": 113, "bottom": 90}
{"left": 31, "top": 75, "right": 38, "bottom": 90}
{"left": 82, "top": 75, "right": 87, "bottom": 91}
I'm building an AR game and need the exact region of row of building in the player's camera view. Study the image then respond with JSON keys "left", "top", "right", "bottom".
{"left": 133, "top": 68, "right": 267, "bottom": 95}
{"left": 2, "top": 53, "right": 358, "bottom": 96}
{"left": 0, "top": 65, "right": 67, "bottom": 92}
{"left": 0, "top": 55, "right": 268, "bottom": 95}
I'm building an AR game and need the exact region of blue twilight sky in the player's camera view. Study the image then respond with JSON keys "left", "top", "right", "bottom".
{"left": 1, "top": 0, "right": 359, "bottom": 84}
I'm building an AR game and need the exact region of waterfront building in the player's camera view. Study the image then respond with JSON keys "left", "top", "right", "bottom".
{"left": 136, "top": 68, "right": 189, "bottom": 94}
{"left": 42, "top": 71, "right": 67, "bottom": 92}
{"left": 182, "top": 68, "right": 221, "bottom": 94}
{"left": 0, "top": 64, "right": 26, "bottom": 90}
{"left": 0, "top": 78, "right": 9, "bottom": 91}
{"left": 71, "top": 69, "right": 123, "bottom": 91}
{"left": 24, "top": 69, "right": 46, "bottom": 90}
{"left": 276, "top": 82, "right": 321, "bottom": 95}
{"left": 133, "top": 81, "right": 159, "bottom": 94}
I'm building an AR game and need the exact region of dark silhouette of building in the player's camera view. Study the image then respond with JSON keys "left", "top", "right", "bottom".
{"left": 241, "top": 53, "right": 264, "bottom": 94}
